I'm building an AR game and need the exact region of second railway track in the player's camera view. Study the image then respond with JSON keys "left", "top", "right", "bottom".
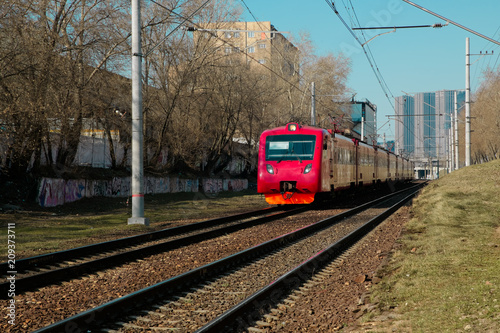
{"left": 0, "top": 206, "right": 303, "bottom": 297}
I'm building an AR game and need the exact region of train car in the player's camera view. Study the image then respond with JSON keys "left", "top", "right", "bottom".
{"left": 257, "top": 123, "right": 330, "bottom": 204}
{"left": 257, "top": 122, "right": 413, "bottom": 204}
{"left": 357, "top": 141, "right": 376, "bottom": 186}
{"left": 331, "top": 134, "right": 356, "bottom": 191}
{"left": 377, "top": 149, "right": 390, "bottom": 182}
{"left": 388, "top": 153, "right": 397, "bottom": 181}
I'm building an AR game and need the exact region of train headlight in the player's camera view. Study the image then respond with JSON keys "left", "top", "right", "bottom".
{"left": 266, "top": 164, "right": 274, "bottom": 174}
{"left": 304, "top": 163, "right": 312, "bottom": 174}
{"left": 288, "top": 123, "right": 297, "bottom": 131}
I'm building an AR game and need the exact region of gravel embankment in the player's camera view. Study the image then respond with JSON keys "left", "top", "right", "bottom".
{"left": 2, "top": 209, "right": 342, "bottom": 331}
{"left": 2, "top": 206, "right": 410, "bottom": 332}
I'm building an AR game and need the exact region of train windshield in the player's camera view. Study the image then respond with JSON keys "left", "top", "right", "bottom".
{"left": 265, "top": 134, "right": 316, "bottom": 162}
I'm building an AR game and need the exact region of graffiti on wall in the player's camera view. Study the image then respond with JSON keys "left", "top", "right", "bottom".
{"left": 38, "top": 178, "right": 65, "bottom": 208}
{"left": 223, "top": 179, "right": 248, "bottom": 192}
{"left": 202, "top": 178, "right": 222, "bottom": 193}
{"left": 37, "top": 176, "right": 246, "bottom": 207}
{"left": 64, "top": 179, "right": 86, "bottom": 203}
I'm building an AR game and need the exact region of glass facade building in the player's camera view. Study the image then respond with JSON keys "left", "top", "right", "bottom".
{"left": 350, "top": 100, "right": 377, "bottom": 144}
{"left": 395, "top": 90, "right": 465, "bottom": 174}
{"left": 394, "top": 95, "right": 415, "bottom": 156}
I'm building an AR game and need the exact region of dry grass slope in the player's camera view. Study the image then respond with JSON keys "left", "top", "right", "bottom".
{"left": 353, "top": 159, "right": 500, "bottom": 332}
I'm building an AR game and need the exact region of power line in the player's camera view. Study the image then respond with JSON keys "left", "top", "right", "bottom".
{"left": 402, "top": 0, "right": 500, "bottom": 46}
{"left": 146, "top": 0, "right": 212, "bottom": 58}
{"left": 240, "top": 0, "right": 351, "bottom": 121}
{"left": 239, "top": 0, "right": 302, "bottom": 80}
{"left": 325, "top": 1, "right": 396, "bottom": 112}
{"left": 326, "top": 1, "right": 441, "bottom": 147}
{"left": 148, "top": 0, "right": 305, "bottom": 94}
{"left": 326, "top": 0, "right": 399, "bottom": 144}
{"left": 482, "top": 26, "right": 500, "bottom": 73}
{"left": 347, "top": 0, "right": 396, "bottom": 106}
{"left": 148, "top": 0, "right": 351, "bottom": 124}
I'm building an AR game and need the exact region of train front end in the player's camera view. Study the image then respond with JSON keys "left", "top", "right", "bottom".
{"left": 257, "top": 123, "right": 323, "bottom": 205}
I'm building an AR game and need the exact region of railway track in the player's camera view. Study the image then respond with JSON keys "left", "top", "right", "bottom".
{"left": 0, "top": 206, "right": 300, "bottom": 297}
{"left": 34, "top": 184, "right": 424, "bottom": 332}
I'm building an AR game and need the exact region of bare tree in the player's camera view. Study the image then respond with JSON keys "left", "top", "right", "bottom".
{"left": 141, "top": 0, "right": 248, "bottom": 174}
{"left": 0, "top": 0, "right": 353, "bottom": 182}
{"left": 471, "top": 69, "right": 500, "bottom": 163}
{"left": 0, "top": 0, "right": 131, "bottom": 177}
{"left": 300, "top": 47, "right": 352, "bottom": 129}
{"left": 264, "top": 31, "right": 352, "bottom": 129}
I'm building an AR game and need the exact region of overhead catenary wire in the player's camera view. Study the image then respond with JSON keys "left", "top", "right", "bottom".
{"left": 148, "top": 0, "right": 365, "bottom": 129}
{"left": 330, "top": 0, "right": 500, "bottom": 152}
{"left": 324, "top": 1, "right": 396, "bottom": 110}
{"left": 473, "top": 25, "right": 500, "bottom": 90}
{"left": 400, "top": 1, "right": 500, "bottom": 91}
{"left": 239, "top": 0, "right": 352, "bottom": 123}
{"left": 325, "top": 0, "right": 402, "bottom": 143}
{"left": 402, "top": 0, "right": 500, "bottom": 47}
{"left": 491, "top": 27, "right": 500, "bottom": 70}
{"left": 146, "top": 0, "right": 212, "bottom": 58}
{"left": 148, "top": 0, "right": 304, "bottom": 94}
{"left": 346, "top": 0, "right": 396, "bottom": 108}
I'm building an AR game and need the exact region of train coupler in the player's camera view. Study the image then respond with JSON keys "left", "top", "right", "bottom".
{"left": 280, "top": 181, "right": 297, "bottom": 193}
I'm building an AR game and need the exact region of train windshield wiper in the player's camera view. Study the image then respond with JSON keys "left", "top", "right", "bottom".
{"left": 276, "top": 153, "right": 287, "bottom": 163}
{"left": 277, "top": 149, "right": 302, "bottom": 163}
{"left": 290, "top": 149, "right": 302, "bottom": 163}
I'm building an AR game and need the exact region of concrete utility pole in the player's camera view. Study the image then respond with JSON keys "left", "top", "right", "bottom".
{"left": 128, "top": 0, "right": 149, "bottom": 226}
{"left": 311, "top": 82, "right": 316, "bottom": 126}
{"left": 448, "top": 95, "right": 455, "bottom": 171}
{"left": 465, "top": 38, "right": 471, "bottom": 167}
{"left": 454, "top": 91, "right": 459, "bottom": 170}
{"left": 464, "top": 41, "right": 494, "bottom": 167}
{"left": 447, "top": 127, "right": 453, "bottom": 173}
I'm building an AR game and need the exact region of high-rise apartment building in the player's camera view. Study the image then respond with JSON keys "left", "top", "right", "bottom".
{"left": 395, "top": 90, "right": 465, "bottom": 177}
{"left": 192, "top": 21, "right": 298, "bottom": 81}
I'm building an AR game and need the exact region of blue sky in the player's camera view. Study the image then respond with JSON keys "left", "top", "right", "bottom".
{"left": 241, "top": 0, "right": 500, "bottom": 140}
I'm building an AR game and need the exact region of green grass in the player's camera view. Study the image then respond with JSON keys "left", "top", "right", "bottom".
{"left": 0, "top": 190, "right": 269, "bottom": 259}
{"left": 365, "top": 159, "right": 500, "bottom": 332}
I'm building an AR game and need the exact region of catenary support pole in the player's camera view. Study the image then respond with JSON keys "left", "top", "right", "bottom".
{"left": 454, "top": 91, "right": 459, "bottom": 170}
{"left": 448, "top": 127, "right": 454, "bottom": 173}
{"left": 129, "top": 0, "right": 149, "bottom": 225}
{"left": 311, "top": 82, "right": 316, "bottom": 126}
{"left": 465, "top": 38, "right": 471, "bottom": 167}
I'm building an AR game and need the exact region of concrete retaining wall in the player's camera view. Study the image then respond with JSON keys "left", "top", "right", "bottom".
{"left": 37, "top": 177, "right": 248, "bottom": 207}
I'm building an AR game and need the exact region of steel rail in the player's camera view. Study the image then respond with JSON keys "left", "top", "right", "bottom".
{"left": 34, "top": 184, "right": 423, "bottom": 333}
{"left": 196, "top": 186, "right": 423, "bottom": 332}
{"left": 0, "top": 206, "right": 299, "bottom": 298}
{"left": 0, "top": 206, "right": 279, "bottom": 274}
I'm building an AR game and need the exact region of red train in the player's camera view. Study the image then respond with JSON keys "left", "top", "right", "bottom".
{"left": 257, "top": 123, "right": 414, "bottom": 204}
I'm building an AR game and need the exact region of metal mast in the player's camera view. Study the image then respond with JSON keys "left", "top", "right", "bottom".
{"left": 465, "top": 38, "right": 471, "bottom": 167}
{"left": 128, "top": 0, "right": 149, "bottom": 225}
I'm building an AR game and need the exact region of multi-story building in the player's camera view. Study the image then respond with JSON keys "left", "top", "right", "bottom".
{"left": 349, "top": 99, "right": 377, "bottom": 144}
{"left": 192, "top": 21, "right": 298, "bottom": 82}
{"left": 395, "top": 90, "right": 465, "bottom": 178}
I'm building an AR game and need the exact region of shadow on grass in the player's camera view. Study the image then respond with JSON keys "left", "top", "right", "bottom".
{"left": 1, "top": 189, "right": 260, "bottom": 218}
